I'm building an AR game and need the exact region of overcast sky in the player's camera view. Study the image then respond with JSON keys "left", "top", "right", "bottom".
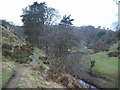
{"left": 0, "top": 0, "right": 118, "bottom": 29}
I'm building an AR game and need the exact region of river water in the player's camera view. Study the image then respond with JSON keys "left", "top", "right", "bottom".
{"left": 78, "top": 79, "right": 99, "bottom": 90}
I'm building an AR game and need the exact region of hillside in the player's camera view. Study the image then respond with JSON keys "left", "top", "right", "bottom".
{"left": 0, "top": 1, "right": 118, "bottom": 89}
{"left": 64, "top": 41, "right": 118, "bottom": 88}
{"left": 1, "top": 20, "right": 118, "bottom": 89}
{"left": 90, "top": 42, "right": 118, "bottom": 88}
{"left": 1, "top": 24, "right": 82, "bottom": 89}
{"left": 2, "top": 26, "right": 25, "bottom": 46}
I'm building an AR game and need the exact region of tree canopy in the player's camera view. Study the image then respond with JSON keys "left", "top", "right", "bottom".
{"left": 60, "top": 15, "right": 74, "bottom": 25}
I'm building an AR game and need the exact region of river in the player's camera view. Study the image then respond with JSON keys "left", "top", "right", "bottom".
{"left": 78, "top": 79, "right": 99, "bottom": 90}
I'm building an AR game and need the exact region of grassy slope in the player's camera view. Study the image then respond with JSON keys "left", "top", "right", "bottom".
{"left": 1, "top": 26, "right": 71, "bottom": 88}
{"left": 0, "top": 26, "right": 58, "bottom": 88}
{"left": 0, "top": 53, "right": 2, "bottom": 89}
{"left": 2, "top": 26, "right": 25, "bottom": 46}
{"left": 2, "top": 62, "right": 15, "bottom": 88}
{"left": 1, "top": 56, "right": 16, "bottom": 89}
{"left": 0, "top": 26, "right": 2, "bottom": 89}
{"left": 1, "top": 25, "right": 25, "bottom": 89}
{"left": 17, "top": 47, "right": 64, "bottom": 88}
{"left": 33, "top": 47, "right": 46, "bottom": 65}
{"left": 91, "top": 52, "right": 118, "bottom": 78}
{"left": 90, "top": 43, "right": 118, "bottom": 83}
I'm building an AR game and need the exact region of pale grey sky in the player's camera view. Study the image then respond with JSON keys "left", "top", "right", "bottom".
{"left": 0, "top": 0, "right": 118, "bottom": 29}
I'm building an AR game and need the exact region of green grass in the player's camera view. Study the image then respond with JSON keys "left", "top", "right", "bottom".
{"left": 33, "top": 48, "right": 45, "bottom": 65}
{"left": 1, "top": 56, "right": 16, "bottom": 89}
{"left": 32, "top": 48, "right": 50, "bottom": 71}
{"left": 91, "top": 51, "right": 118, "bottom": 79}
{"left": 2, "top": 28, "right": 25, "bottom": 46}
{"left": 0, "top": 57, "right": 2, "bottom": 89}
{"left": 2, "top": 69, "right": 15, "bottom": 88}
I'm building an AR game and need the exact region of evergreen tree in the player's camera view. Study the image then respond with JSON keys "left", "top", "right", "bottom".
{"left": 21, "top": 2, "right": 46, "bottom": 46}
{"left": 60, "top": 15, "right": 74, "bottom": 25}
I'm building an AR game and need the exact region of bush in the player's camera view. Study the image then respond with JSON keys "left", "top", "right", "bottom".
{"left": 2, "top": 43, "right": 13, "bottom": 50}
{"left": 16, "top": 58, "right": 32, "bottom": 64}
{"left": 11, "top": 52, "right": 32, "bottom": 63}
{"left": 2, "top": 43, "right": 13, "bottom": 57}
{"left": 11, "top": 44, "right": 34, "bottom": 63}
{"left": 60, "top": 76, "right": 69, "bottom": 86}
{"left": 49, "top": 65, "right": 63, "bottom": 74}
{"left": 2, "top": 49, "right": 12, "bottom": 57}
{"left": 39, "top": 56, "right": 47, "bottom": 60}
{"left": 2, "top": 69, "right": 15, "bottom": 88}
{"left": 47, "top": 65, "right": 63, "bottom": 81}
{"left": 108, "top": 51, "right": 118, "bottom": 57}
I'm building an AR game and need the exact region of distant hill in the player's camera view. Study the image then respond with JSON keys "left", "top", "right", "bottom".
{"left": 13, "top": 25, "right": 117, "bottom": 51}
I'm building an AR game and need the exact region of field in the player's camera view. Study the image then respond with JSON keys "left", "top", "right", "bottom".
{"left": 91, "top": 42, "right": 118, "bottom": 80}
{"left": 78, "top": 42, "right": 119, "bottom": 88}
{"left": 68, "top": 43, "right": 118, "bottom": 85}
{"left": 90, "top": 51, "right": 118, "bottom": 84}
{"left": 91, "top": 51, "right": 118, "bottom": 77}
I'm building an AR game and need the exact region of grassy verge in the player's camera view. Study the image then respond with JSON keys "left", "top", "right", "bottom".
{"left": 1, "top": 56, "right": 16, "bottom": 89}
{"left": 2, "top": 69, "right": 15, "bottom": 88}
{"left": 90, "top": 51, "right": 118, "bottom": 85}
{"left": 33, "top": 47, "right": 45, "bottom": 64}
{"left": 0, "top": 42, "right": 1, "bottom": 89}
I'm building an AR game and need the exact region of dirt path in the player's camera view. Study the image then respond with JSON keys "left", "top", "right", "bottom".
{"left": 5, "top": 66, "right": 30, "bottom": 88}
{"left": 4, "top": 47, "right": 40, "bottom": 89}
{"left": 4, "top": 50, "right": 39, "bottom": 88}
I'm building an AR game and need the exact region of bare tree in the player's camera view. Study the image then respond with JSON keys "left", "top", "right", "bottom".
{"left": 42, "top": 7, "right": 60, "bottom": 54}
{"left": 44, "top": 7, "right": 60, "bottom": 25}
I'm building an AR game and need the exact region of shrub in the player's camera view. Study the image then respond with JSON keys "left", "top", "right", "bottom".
{"left": 11, "top": 53, "right": 32, "bottom": 63}
{"left": 47, "top": 65, "right": 63, "bottom": 81}
{"left": 108, "top": 51, "right": 118, "bottom": 57}
{"left": 2, "top": 43, "right": 13, "bottom": 50}
{"left": 60, "top": 76, "right": 69, "bottom": 86}
{"left": 2, "top": 49, "right": 12, "bottom": 57}
{"left": 11, "top": 44, "right": 34, "bottom": 63}
{"left": 2, "top": 43, "right": 13, "bottom": 57}
{"left": 39, "top": 57, "right": 43, "bottom": 60}
{"left": 39, "top": 56, "right": 47, "bottom": 60}
{"left": 41, "top": 56, "right": 47, "bottom": 60}
{"left": 49, "top": 65, "right": 63, "bottom": 74}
